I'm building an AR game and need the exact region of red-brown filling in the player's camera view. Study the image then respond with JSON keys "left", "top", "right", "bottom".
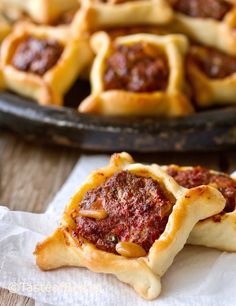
{"left": 12, "top": 36, "right": 64, "bottom": 76}
{"left": 73, "top": 171, "right": 174, "bottom": 254}
{"left": 167, "top": 166, "right": 236, "bottom": 213}
{"left": 169, "top": 0, "right": 232, "bottom": 20}
{"left": 187, "top": 45, "right": 236, "bottom": 79}
{"left": 104, "top": 42, "right": 169, "bottom": 92}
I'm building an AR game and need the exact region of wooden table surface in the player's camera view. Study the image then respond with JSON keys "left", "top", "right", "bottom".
{"left": 0, "top": 129, "right": 235, "bottom": 306}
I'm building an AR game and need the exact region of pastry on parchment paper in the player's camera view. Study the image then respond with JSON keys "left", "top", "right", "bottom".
{"left": 35, "top": 152, "right": 224, "bottom": 300}
{"left": 164, "top": 164, "right": 236, "bottom": 251}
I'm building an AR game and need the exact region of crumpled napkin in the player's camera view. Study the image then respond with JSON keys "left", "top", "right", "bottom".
{"left": 0, "top": 155, "right": 236, "bottom": 306}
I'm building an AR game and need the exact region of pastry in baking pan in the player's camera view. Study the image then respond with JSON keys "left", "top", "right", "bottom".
{"left": 186, "top": 45, "right": 236, "bottom": 107}
{"left": 34, "top": 152, "right": 225, "bottom": 300}
{"left": 0, "top": 21, "right": 93, "bottom": 106}
{"left": 74, "top": 0, "right": 173, "bottom": 31}
{"left": 78, "top": 32, "right": 194, "bottom": 116}
{"left": 165, "top": 164, "right": 236, "bottom": 251}
{"left": 167, "top": 0, "right": 236, "bottom": 55}
{"left": 0, "top": 0, "right": 79, "bottom": 24}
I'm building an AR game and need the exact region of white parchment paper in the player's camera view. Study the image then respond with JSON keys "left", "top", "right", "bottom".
{"left": 0, "top": 155, "right": 236, "bottom": 306}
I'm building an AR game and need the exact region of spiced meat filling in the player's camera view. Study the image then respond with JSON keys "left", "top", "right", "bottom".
{"left": 73, "top": 171, "right": 174, "bottom": 254}
{"left": 12, "top": 36, "right": 64, "bottom": 76}
{"left": 187, "top": 46, "right": 236, "bottom": 79}
{"left": 167, "top": 166, "right": 236, "bottom": 213}
{"left": 104, "top": 42, "right": 169, "bottom": 92}
{"left": 168, "top": 0, "right": 232, "bottom": 20}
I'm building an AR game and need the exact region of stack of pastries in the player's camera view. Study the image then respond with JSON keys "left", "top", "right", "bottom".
{"left": 1, "top": 0, "right": 236, "bottom": 116}
{"left": 35, "top": 152, "right": 236, "bottom": 299}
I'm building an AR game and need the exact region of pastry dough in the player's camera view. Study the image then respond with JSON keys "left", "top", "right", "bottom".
{"left": 164, "top": 164, "right": 236, "bottom": 252}
{"left": 0, "top": 21, "right": 93, "bottom": 106}
{"left": 35, "top": 152, "right": 224, "bottom": 300}
{"left": 0, "top": 15, "right": 11, "bottom": 42}
{"left": 186, "top": 45, "right": 236, "bottom": 107}
{"left": 79, "top": 32, "right": 194, "bottom": 116}
{"left": 73, "top": 0, "right": 173, "bottom": 31}
{"left": 168, "top": 1, "right": 236, "bottom": 55}
{"left": 0, "top": 0, "right": 79, "bottom": 24}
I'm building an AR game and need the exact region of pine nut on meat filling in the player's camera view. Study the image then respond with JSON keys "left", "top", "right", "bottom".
{"left": 72, "top": 170, "right": 175, "bottom": 257}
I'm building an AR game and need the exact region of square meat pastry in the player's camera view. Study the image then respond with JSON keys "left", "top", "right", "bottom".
{"left": 0, "top": 0, "right": 79, "bottom": 24}
{"left": 78, "top": 32, "right": 194, "bottom": 116}
{"left": 186, "top": 45, "right": 236, "bottom": 107}
{"left": 165, "top": 164, "right": 236, "bottom": 251}
{"left": 0, "top": 21, "right": 93, "bottom": 106}
{"left": 34, "top": 152, "right": 225, "bottom": 300}
{"left": 168, "top": 0, "right": 236, "bottom": 56}
{"left": 73, "top": 0, "right": 173, "bottom": 31}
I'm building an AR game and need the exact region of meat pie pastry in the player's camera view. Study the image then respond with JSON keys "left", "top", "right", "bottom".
{"left": 35, "top": 152, "right": 224, "bottom": 300}
{"left": 186, "top": 45, "right": 236, "bottom": 107}
{"left": 168, "top": 0, "right": 236, "bottom": 55}
{"left": 165, "top": 165, "right": 236, "bottom": 251}
{"left": 0, "top": 22, "right": 93, "bottom": 106}
{"left": 79, "top": 32, "right": 194, "bottom": 116}
{"left": 0, "top": 0, "right": 79, "bottom": 24}
{"left": 74, "top": 0, "right": 173, "bottom": 31}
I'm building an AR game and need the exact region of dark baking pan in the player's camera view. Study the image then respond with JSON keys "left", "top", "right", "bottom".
{"left": 0, "top": 80, "right": 236, "bottom": 152}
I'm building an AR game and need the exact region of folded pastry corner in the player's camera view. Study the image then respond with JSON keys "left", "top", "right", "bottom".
{"left": 168, "top": 0, "right": 236, "bottom": 56}
{"left": 78, "top": 32, "right": 194, "bottom": 116}
{"left": 0, "top": 21, "right": 93, "bottom": 106}
{"left": 76, "top": 0, "right": 173, "bottom": 31}
{"left": 34, "top": 152, "right": 225, "bottom": 300}
{"left": 165, "top": 164, "right": 236, "bottom": 251}
{"left": 0, "top": 0, "right": 79, "bottom": 24}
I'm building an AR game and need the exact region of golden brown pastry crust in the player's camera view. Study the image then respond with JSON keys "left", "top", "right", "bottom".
{"left": 162, "top": 164, "right": 236, "bottom": 252}
{"left": 35, "top": 152, "right": 225, "bottom": 300}
{"left": 73, "top": 0, "right": 173, "bottom": 31}
{"left": 0, "top": 15, "right": 11, "bottom": 42}
{"left": 0, "top": 0, "right": 79, "bottom": 24}
{"left": 170, "top": 4, "right": 236, "bottom": 56}
{"left": 78, "top": 31, "right": 194, "bottom": 116}
{"left": 0, "top": 21, "right": 93, "bottom": 106}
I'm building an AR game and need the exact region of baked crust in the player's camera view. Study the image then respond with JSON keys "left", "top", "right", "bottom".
{"left": 0, "top": 15, "right": 11, "bottom": 42}
{"left": 187, "top": 47, "right": 236, "bottom": 107}
{"left": 74, "top": 0, "right": 173, "bottom": 31}
{"left": 78, "top": 32, "right": 194, "bottom": 116}
{"left": 34, "top": 152, "right": 225, "bottom": 300}
{"left": 162, "top": 164, "right": 236, "bottom": 252}
{"left": 170, "top": 4, "right": 236, "bottom": 56}
{"left": 0, "top": 0, "right": 79, "bottom": 24}
{"left": 0, "top": 21, "right": 93, "bottom": 106}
